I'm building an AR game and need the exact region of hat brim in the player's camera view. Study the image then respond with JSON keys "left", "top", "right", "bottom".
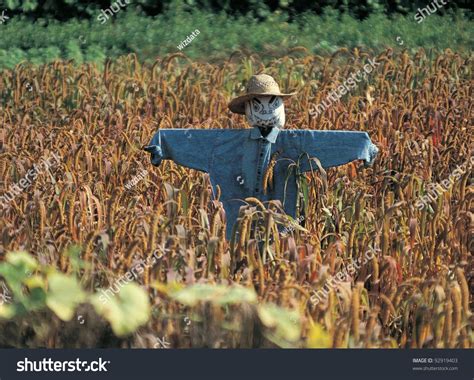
{"left": 228, "top": 91, "right": 297, "bottom": 114}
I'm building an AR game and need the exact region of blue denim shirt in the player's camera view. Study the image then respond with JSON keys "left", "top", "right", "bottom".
{"left": 146, "top": 128, "right": 378, "bottom": 239}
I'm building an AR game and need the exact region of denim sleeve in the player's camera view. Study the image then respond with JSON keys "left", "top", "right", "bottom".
{"left": 146, "top": 129, "right": 217, "bottom": 172}
{"left": 298, "top": 130, "right": 379, "bottom": 172}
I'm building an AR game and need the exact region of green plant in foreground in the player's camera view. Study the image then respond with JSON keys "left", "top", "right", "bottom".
{"left": 156, "top": 282, "right": 306, "bottom": 348}
{"left": 0, "top": 251, "right": 150, "bottom": 337}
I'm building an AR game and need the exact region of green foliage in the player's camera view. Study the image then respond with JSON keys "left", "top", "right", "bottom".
{"left": 258, "top": 303, "right": 302, "bottom": 347}
{"left": 65, "top": 41, "right": 84, "bottom": 64}
{"left": 165, "top": 283, "right": 258, "bottom": 306}
{"left": 0, "top": 251, "right": 42, "bottom": 317}
{"left": 46, "top": 273, "right": 86, "bottom": 321}
{"left": 64, "top": 245, "right": 88, "bottom": 274}
{"left": 3, "top": 0, "right": 472, "bottom": 20}
{"left": 160, "top": 282, "right": 304, "bottom": 347}
{"left": 0, "top": 8, "right": 471, "bottom": 70}
{"left": 91, "top": 284, "right": 151, "bottom": 337}
{"left": 0, "top": 251, "right": 151, "bottom": 337}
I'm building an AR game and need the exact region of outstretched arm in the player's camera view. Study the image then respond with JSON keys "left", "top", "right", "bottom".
{"left": 144, "top": 129, "right": 220, "bottom": 173}
{"left": 297, "top": 130, "right": 378, "bottom": 172}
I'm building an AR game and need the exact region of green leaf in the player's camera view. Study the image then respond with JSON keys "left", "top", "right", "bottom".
{"left": 91, "top": 283, "right": 150, "bottom": 337}
{"left": 300, "top": 176, "right": 310, "bottom": 216}
{"left": 64, "top": 245, "right": 87, "bottom": 273}
{"left": 180, "top": 189, "right": 189, "bottom": 212}
{"left": 5, "top": 251, "right": 38, "bottom": 271}
{"left": 24, "top": 287, "right": 47, "bottom": 312}
{"left": 215, "top": 286, "right": 257, "bottom": 305}
{"left": 169, "top": 284, "right": 257, "bottom": 307}
{"left": 23, "top": 274, "right": 45, "bottom": 290}
{"left": 46, "top": 273, "right": 86, "bottom": 321}
{"left": 0, "top": 251, "right": 38, "bottom": 299}
{"left": 6, "top": 0, "right": 20, "bottom": 10}
{"left": 22, "top": 0, "right": 38, "bottom": 12}
{"left": 257, "top": 304, "right": 301, "bottom": 345}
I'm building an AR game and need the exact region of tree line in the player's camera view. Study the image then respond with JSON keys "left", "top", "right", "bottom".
{"left": 4, "top": 0, "right": 473, "bottom": 21}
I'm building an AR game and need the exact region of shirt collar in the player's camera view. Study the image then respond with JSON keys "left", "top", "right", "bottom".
{"left": 249, "top": 127, "right": 280, "bottom": 143}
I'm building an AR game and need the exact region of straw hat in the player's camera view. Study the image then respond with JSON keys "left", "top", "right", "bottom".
{"left": 228, "top": 74, "right": 296, "bottom": 114}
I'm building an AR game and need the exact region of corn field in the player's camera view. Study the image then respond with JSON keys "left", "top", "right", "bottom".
{"left": 0, "top": 48, "right": 472, "bottom": 348}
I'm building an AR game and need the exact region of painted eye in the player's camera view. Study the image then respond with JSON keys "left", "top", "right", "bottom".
{"left": 269, "top": 96, "right": 277, "bottom": 104}
{"left": 252, "top": 98, "right": 263, "bottom": 112}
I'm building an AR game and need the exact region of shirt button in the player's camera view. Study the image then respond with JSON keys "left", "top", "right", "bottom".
{"left": 255, "top": 188, "right": 259, "bottom": 192}
{"left": 260, "top": 153, "right": 264, "bottom": 157}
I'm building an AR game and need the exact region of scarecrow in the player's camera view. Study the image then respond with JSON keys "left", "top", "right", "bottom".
{"left": 145, "top": 74, "right": 378, "bottom": 239}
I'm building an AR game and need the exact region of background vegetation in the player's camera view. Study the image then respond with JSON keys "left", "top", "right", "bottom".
{"left": 0, "top": 1, "right": 473, "bottom": 69}
{"left": 3, "top": 0, "right": 473, "bottom": 20}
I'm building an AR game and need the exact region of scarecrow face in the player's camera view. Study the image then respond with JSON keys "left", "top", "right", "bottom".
{"left": 245, "top": 95, "right": 285, "bottom": 129}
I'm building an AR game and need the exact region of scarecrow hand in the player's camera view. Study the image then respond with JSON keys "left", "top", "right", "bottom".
{"left": 364, "top": 143, "right": 379, "bottom": 168}
{"left": 144, "top": 145, "right": 163, "bottom": 166}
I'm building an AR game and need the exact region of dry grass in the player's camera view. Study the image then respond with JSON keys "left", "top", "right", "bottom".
{"left": 0, "top": 48, "right": 472, "bottom": 348}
